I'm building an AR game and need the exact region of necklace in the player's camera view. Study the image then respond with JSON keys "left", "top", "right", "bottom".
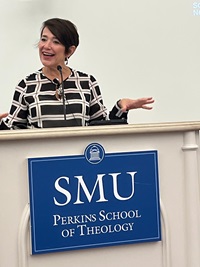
{"left": 55, "top": 85, "right": 62, "bottom": 100}
{"left": 52, "top": 78, "right": 62, "bottom": 100}
{"left": 42, "top": 66, "right": 71, "bottom": 101}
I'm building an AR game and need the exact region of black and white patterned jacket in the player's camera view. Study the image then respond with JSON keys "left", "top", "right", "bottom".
{"left": 0, "top": 68, "right": 127, "bottom": 129}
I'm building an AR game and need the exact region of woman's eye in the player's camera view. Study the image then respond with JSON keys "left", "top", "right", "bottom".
{"left": 53, "top": 40, "right": 60, "bottom": 44}
{"left": 39, "top": 37, "right": 60, "bottom": 44}
{"left": 40, "top": 37, "right": 47, "bottom": 42}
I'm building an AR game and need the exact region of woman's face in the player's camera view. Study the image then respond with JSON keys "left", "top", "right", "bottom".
{"left": 39, "top": 27, "right": 67, "bottom": 68}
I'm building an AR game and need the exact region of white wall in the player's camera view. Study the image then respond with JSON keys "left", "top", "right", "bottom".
{"left": 1, "top": 0, "right": 200, "bottom": 124}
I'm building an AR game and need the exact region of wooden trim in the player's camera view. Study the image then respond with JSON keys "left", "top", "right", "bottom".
{"left": 1, "top": 121, "right": 200, "bottom": 141}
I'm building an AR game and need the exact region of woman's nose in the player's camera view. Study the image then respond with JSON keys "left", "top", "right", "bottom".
{"left": 44, "top": 40, "right": 52, "bottom": 49}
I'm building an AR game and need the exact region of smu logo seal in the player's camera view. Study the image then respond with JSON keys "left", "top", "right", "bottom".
{"left": 84, "top": 143, "right": 105, "bottom": 164}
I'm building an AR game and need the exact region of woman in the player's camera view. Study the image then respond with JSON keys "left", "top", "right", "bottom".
{"left": 0, "top": 18, "right": 154, "bottom": 129}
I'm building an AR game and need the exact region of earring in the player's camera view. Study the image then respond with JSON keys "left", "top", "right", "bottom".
{"left": 65, "top": 57, "right": 68, "bottom": 65}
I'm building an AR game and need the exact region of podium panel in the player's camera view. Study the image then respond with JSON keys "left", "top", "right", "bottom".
{"left": 0, "top": 122, "right": 200, "bottom": 267}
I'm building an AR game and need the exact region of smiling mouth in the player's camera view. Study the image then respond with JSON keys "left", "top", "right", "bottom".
{"left": 42, "top": 52, "right": 55, "bottom": 57}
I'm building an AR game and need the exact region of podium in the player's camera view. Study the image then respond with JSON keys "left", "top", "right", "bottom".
{"left": 1, "top": 121, "right": 200, "bottom": 267}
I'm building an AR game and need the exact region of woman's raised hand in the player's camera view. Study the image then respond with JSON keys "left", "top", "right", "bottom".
{"left": 119, "top": 97, "right": 155, "bottom": 112}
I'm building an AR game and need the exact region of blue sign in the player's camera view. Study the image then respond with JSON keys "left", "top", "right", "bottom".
{"left": 28, "top": 143, "right": 161, "bottom": 254}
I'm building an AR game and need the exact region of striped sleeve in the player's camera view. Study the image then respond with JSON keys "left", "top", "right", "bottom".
{"left": 3, "top": 79, "right": 28, "bottom": 129}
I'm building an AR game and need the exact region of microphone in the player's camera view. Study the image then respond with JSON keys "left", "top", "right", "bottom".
{"left": 55, "top": 65, "right": 81, "bottom": 127}
{"left": 57, "top": 65, "right": 62, "bottom": 72}
{"left": 57, "top": 65, "right": 67, "bottom": 121}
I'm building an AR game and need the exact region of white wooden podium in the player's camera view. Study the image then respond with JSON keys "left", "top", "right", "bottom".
{"left": 1, "top": 121, "right": 200, "bottom": 267}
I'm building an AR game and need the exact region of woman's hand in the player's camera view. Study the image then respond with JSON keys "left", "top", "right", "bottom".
{"left": 118, "top": 97, "right": 154, "bottom": 112}
{"left": 0, "top": 113, "right": 8, "bottom": 119}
